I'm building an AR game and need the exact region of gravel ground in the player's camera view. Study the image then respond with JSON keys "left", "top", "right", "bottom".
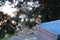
{"left": 9, "top": 33, "right": 37, "bottom": 40}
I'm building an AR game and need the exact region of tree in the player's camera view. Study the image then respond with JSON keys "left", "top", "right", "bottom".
{"left": 0, "top": 11, "right": 16, "bottom": 38}
{"left": 0, "top": 0, "right": 40, "bottom": 38}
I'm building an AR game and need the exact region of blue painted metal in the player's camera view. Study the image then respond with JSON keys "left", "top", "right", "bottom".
{"left": 39, "top": 20, "right": 60, "bottom": 35}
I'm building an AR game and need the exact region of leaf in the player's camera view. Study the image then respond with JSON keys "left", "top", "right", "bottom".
{"left": 4, "top": 34, "right": 11, "bottom": 39}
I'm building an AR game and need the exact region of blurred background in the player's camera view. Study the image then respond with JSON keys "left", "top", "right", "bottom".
{"left": 0, "top": 0, "right": 60, "bottom": 39}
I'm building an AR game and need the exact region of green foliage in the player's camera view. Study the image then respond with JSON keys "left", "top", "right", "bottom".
{"left": 0, "top": 30, "right": 19, "bottom": 40}
{"left": 4, "top": 34, "right": 11, "bottom": 39}
{"left": 0, "top": 12, "right": 16, "bottom": 39}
